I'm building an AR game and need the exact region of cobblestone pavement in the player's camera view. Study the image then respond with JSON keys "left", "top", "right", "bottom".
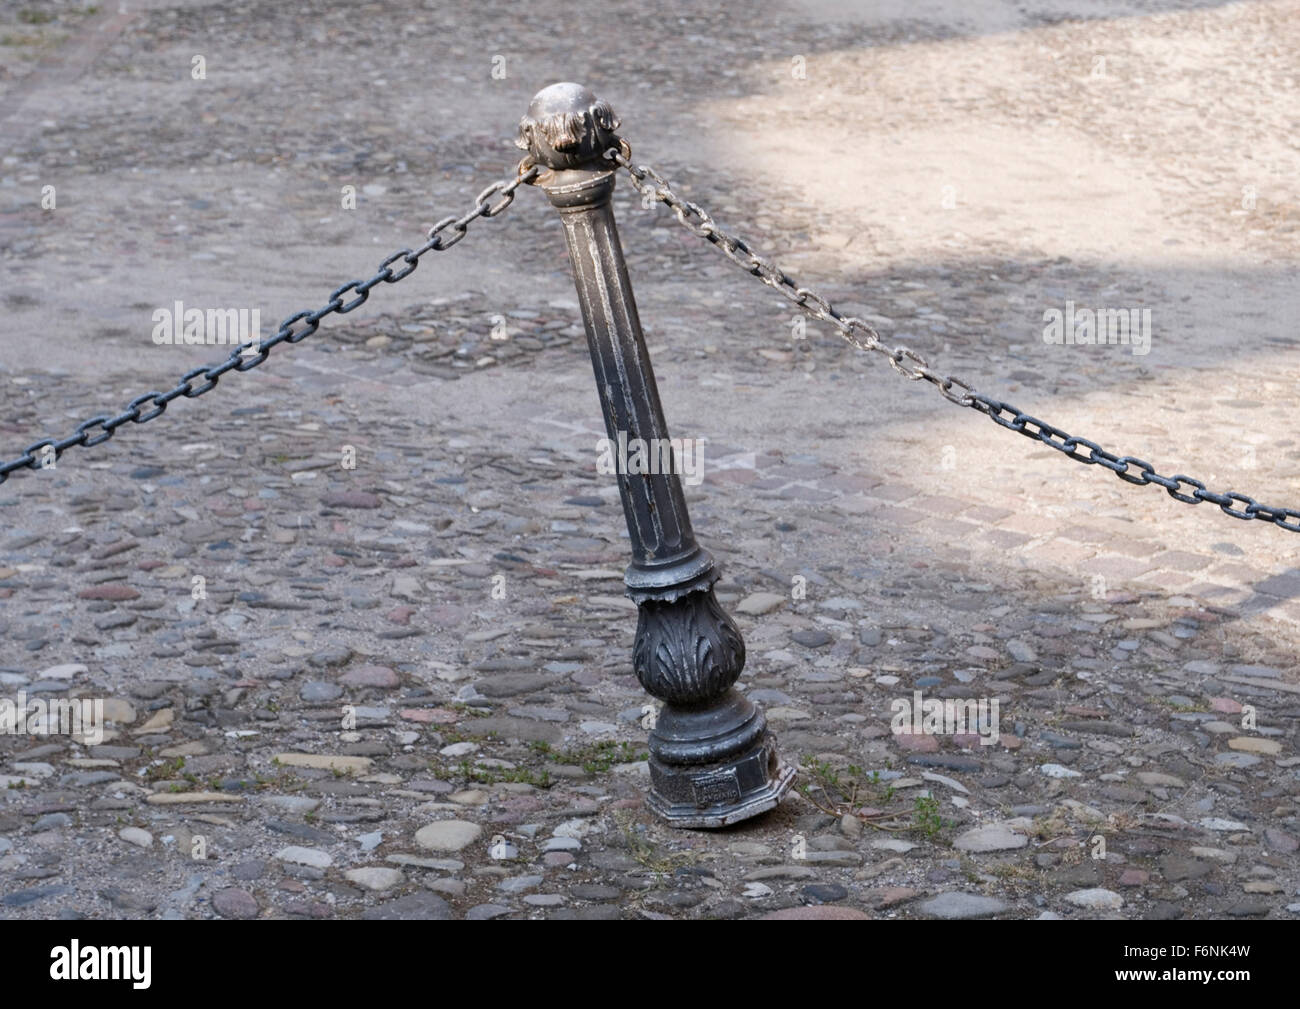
{"left": 0, "top": 0, "right": 1297, "bottom": 920}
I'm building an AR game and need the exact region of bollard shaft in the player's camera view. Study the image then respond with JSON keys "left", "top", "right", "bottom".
{"left": 527, "top": 157, "right": 713, "bottom": 598}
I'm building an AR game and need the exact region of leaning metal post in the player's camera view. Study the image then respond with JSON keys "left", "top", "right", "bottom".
{"left": 518, "top": 83, "right": 795, "bottom": 828}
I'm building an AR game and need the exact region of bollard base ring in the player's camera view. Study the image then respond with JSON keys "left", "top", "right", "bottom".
{"left": 645, "top": 735, "right": 796, "bottom": 829}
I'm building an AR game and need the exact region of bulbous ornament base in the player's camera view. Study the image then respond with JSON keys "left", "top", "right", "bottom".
{"left": 632, "top": 587, "right": 745, "bottom": 704}
{"left": 634, "top": 587, "right": 795, "bottom": 828}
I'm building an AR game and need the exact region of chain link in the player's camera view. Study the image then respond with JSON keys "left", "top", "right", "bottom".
{"left": 607, "top": 145, "right": 1300, "bottom": 534}
{"left": 0, "top": 163, "right": 539, "bottom": 487}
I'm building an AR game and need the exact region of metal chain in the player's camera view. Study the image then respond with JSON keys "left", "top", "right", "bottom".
{"left": 607, "top": 144, "right": 1300, "bottom": 534}
{"left": 0, "top": 163, "right": 540, "bottom": 487}
{"left": 604, "top": 142, "right": 974, "bottom": 403}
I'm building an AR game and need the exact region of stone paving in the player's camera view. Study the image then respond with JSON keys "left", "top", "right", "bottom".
{"left": 0, "top": 0, "right": 1298, "bottom": 920}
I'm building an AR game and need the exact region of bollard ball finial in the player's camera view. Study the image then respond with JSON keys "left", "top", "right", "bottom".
{"left": 517, "top": 82, "right": 620, "bottom": 171}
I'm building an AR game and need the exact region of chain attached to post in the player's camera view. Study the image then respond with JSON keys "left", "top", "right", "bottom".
{"left": 5, "top": 125, "right": 1297, "bottom": 537}
{"left": 0, "top": 162, "right": 539, "bottom": 487}
{"left": 606, "top": 145, "right": 1300, "bottom": 534}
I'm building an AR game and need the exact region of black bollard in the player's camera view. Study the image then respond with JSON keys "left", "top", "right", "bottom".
{"left": 518, "top": 83, "right": 795, "bottom": 827}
